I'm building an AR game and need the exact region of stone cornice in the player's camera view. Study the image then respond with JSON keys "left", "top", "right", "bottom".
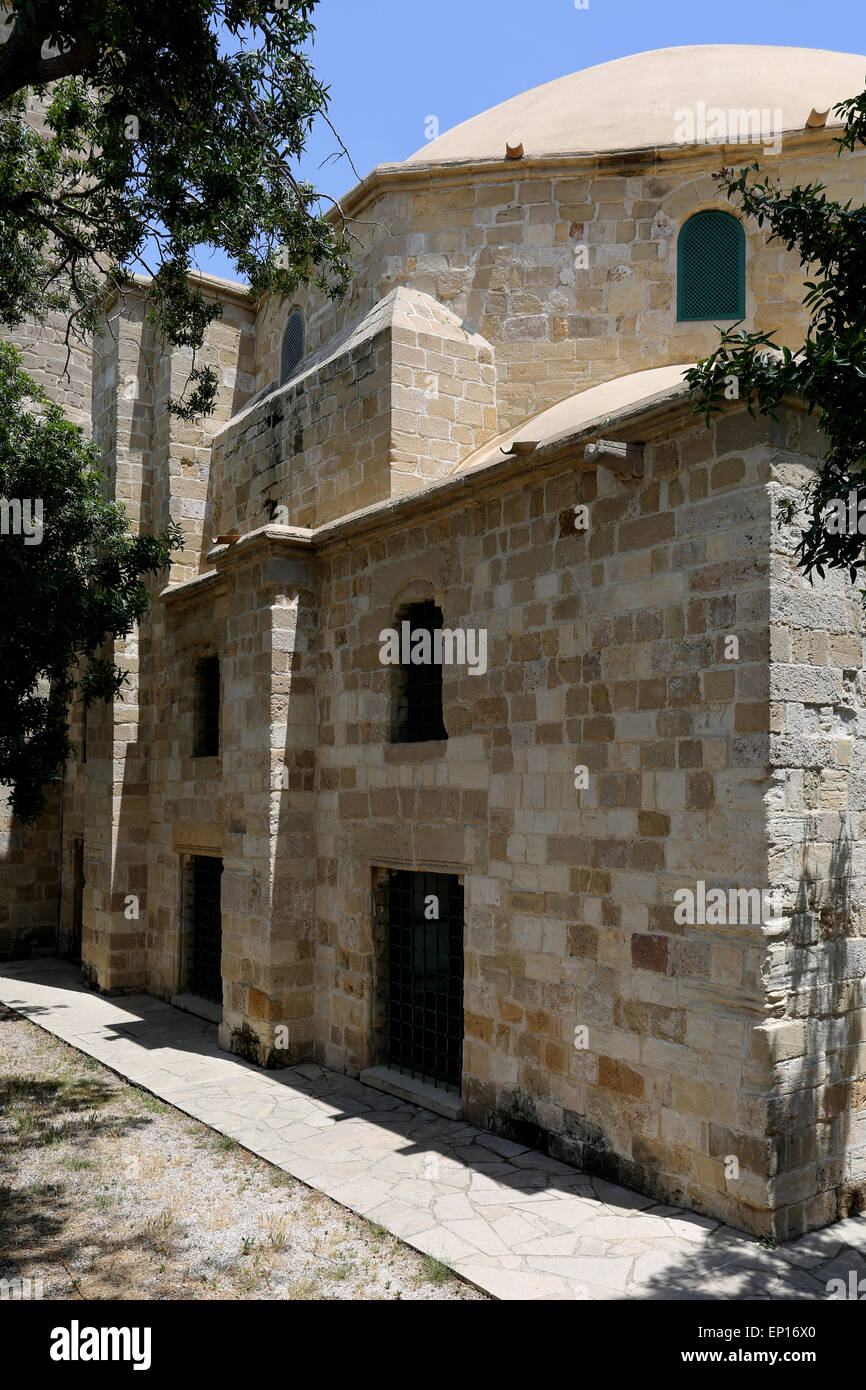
{"left": 159, "top": 567, "right": 227, "bottom": 606}
{"left": 157, "top": 384, "right": 813, "bottom": 605}
{"left": 185, "top": 394, "right": 808, "bottom": 580}
{"left": 103, "top": 270, "right": 254, "bottom": 318}
{"left": 331, "top": 127, "right": 844, "bottom": 225}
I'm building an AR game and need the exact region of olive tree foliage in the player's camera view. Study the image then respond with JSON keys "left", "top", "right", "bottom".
{"left": 0, "top": 1, "right": 352, "bottom": 819}
{"left": 685, "top": 87, "right": 866, "bottom": 584}
{"left": 0, "top": 0, "right": 352, "bottom": 417}
{"left": 0, "top": 342, "right": 183, "bottom": 820}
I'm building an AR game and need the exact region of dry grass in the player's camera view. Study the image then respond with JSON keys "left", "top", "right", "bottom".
{"left": 0, "top": 1005, "right": 486, "bottom": 1301}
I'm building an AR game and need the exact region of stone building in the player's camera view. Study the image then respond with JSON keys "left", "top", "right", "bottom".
{"left": 5, "top": 44, "right": 866, "bottom": 1240}
{"left": 0, "top": 86, "right": 95, "bottom": 964}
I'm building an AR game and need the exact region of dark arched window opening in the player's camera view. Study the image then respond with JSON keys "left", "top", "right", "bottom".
{"left": 677, "top": 211, "right": 745, "bottom": 321}
{"left": 193, "top": 655, "right": 220, "bottom": 757}
{"left": 391, "top": 600, "right": 447, "bottom": 744}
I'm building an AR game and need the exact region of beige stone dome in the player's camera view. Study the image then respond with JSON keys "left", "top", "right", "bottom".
{"left": 406, "top": 45, "right": 866, "bottom": 163}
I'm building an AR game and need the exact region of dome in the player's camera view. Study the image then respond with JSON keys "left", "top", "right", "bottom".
{"left": 455, "top": 365, "right": 695, "bottom": 475}
{"left": 406, "top": 45, "right": 866, "bottom": 163}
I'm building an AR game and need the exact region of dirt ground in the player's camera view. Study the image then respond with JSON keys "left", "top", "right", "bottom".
{"left": 0, "top": 1004, "right": 487, "bottom": 1301}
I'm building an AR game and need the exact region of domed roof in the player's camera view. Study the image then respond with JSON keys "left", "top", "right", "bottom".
{"left": 406, "top": 45, "right": 866, "bottom": 163}
{"left": 455, "top": 365, "right": 695, "bottom": 475}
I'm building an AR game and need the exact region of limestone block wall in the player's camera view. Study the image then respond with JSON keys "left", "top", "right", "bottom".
{"left": 759, "top": 431, "right": 866, "bottom": 1232}
{"left": 210, "top": 287, "right": 497, "bottom": 535}
{"left": 256, "top": 136, "right": 866, "bottom": 436}
{"left": 0, "top": 786, "right": 61, "bottom": 959}
{"left": 2, "top": 89, "right": 92, "bottom": 429}
{"left": 0, "top": 87, "right": 93, "bottom": 961}
{"left": 145, "top": 284, "right": 257, "bottom": 583}
{"left": 0, "top": 295, "right": 82, "bottom": 953}
{"left": 146, "top": 575, "right": 227, "bottom": 1000}
{"left": 64, "top": 284, "right": 256, "bottom": 993}
{"left": 147, "top": 535, "right": 320, "bottom": 1067}
{"left": 6, "top": 313, "right": 92, "bottom": 434}
{"left": 258, "top": 543, "right": 320, "bottom": 1063}
{"left": 210, "top": 537, "right": 319, "bottom": 1064}
{"left": 212, "top": 297, "right": 394, "bottom": 534}
{"left": 308, "top": 402, "right": 839, "bottom": 1238}
{"left": 380, "top": 288, "right": 498, "bottom": 491}
{"left": 77, "top": 300, "right": 155, "bottom": 991}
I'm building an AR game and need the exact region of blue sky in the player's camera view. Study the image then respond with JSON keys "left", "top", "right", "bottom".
{"left": 198, "top": 0, "right": 866, "bottom": 281}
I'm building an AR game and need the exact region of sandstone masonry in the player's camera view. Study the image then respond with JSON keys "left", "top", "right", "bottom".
{"left": 4, "top": 46, "right": 866, "bottom": 1241}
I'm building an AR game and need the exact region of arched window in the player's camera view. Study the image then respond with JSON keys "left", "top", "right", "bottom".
{"left": 193, "top": 655, "right": 220, "bottom": 757}
{"left": 677, "top": 211, "right": 745, "bottom": 321}
{"left": 280, "top": 308, "right": 305, "bottom": 384}
{"left": 391, "top": 600, "right": 447, "bottom": 744}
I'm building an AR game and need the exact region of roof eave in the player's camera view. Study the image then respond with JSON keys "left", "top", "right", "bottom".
{"left": 330, "top": 124, "right": 844, "bottom": 223}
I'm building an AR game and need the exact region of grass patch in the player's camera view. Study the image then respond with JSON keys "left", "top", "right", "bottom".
{"left": 0, "top": 1010, "right": 485, "bottom": 1302}
{"left": 266, "top": 1219, "right": 287, "bottom": 1250}
{"left": 419, "top": 1254, "right": 454, "bottom": 1287}
{"left": 141, "top": 1207, "right": 178, "bottom": 1256}
{"left": 138, "top": 1092, "right": 170, "bottom": 1115}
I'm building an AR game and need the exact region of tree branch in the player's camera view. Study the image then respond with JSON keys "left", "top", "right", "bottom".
{"left": 0, "top": 17, "right": 94, "bottom": 104}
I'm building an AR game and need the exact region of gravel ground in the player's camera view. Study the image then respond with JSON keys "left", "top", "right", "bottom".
{"left": 0, "top": 1004, "right": 487, "bottom": 1301}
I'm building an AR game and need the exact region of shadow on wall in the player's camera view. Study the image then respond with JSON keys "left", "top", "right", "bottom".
{"left": 198, "top": 328, "right": 258, "bottom": 574}
{"left": 0, "top": 787, "right": 62, "bottom": 962}
{"left": 784, "top": 822, "right": 862, "bottom": 1224}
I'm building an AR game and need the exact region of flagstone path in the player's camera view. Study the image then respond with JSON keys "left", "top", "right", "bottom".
{"left": 2, "top": 959, "right": 864, "bottom": 1301}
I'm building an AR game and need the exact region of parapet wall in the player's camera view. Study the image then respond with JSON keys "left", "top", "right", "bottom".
{"left": 211, "top": 286, "right": 497, "bottom": 533}
{"left": 255, "top": 137, "right": 866, "bottom": 436}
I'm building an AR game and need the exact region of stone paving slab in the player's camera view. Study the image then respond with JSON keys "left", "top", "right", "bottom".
{"left": 1, "top": 959, "right": 864, "bottom": 1301}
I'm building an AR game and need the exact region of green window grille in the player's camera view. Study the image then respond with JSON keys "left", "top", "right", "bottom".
{"left": 280, "top": 309, "right": 305, "bottom": 384}
{"left": 677, "top": 211, "right": 745, "bottom": 321}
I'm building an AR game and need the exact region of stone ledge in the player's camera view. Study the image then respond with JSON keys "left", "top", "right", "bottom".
{"left": 171, "top": 993, "right": 222, "bottom": 1025}
{"left": 359, "top": 1065, "right": 462, "bottom": 1119}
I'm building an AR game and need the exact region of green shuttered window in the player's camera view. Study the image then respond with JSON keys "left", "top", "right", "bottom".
{"left": 677, "top": 211, "right": 745, "bottom": 321}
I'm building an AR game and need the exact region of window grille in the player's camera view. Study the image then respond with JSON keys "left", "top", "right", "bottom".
{"left": 188, "top": 855, "right": 223, "bottom": 1004}
{"left": 383, "top": 869, "right": 464, "bottom": 1092}
{"left": 280, "top": 309, "right": 305, "bottom": 384}
{"left": 677, "top": 210, "right": 745, "bottom": 321}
